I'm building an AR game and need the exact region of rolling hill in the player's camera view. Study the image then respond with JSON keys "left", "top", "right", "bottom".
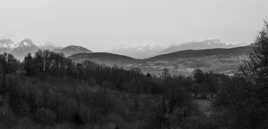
{"left": 144, "top": 46, "right": 251, "bottom": 75}
{"left": 159, "top": 39, "right": 244, "bottom": 54}
{"left": 70, "top": 46, "right": 252, "bottom": 76}
{"left": 55, "top": 45, "right": 92, "bottom": 57}
{"left": 0, "top": 37, "right": 252, "bottom": 75}
{"left": 69, "top": 52, "right": 138, "bottom": 67}
{"left": 149, "top": 46, "right": 251, "bottom": 61}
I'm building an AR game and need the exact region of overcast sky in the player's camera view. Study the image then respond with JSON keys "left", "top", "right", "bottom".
{"left": 0, "top": 0, "right": 267, "bottom": 50}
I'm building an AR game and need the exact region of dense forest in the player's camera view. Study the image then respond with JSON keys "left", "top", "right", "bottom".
{"left": 0, "top": 25, "right": 267, "bottom": 129}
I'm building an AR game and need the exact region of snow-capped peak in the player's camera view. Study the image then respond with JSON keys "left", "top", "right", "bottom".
{"left": 18, "top": 38, "right": 36, "bottom": 48}
{"left": 0, "top": 38, "right": 17, "bottom": 49}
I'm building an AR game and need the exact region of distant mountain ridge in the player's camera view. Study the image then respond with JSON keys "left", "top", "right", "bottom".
{"left": 0, "top": 38, "right": 16, "bottom": 49}
{"left": 160, "top": 39, "right": 244, "bottom": 54}
{"left": 0, "top": 38, "right": 16, "bottom": 52}
{"left": 70, "top": 52, "right": 137, "bottom": 67}
{"left": 0, "top": 38, "right": 39, "bottom": 59}
{"left": 0, "top": 37, "right": 252, "bottom": 75}
{"left": 149, "top": 46, "right": 251, "bottom": 61}
{"left": 55, "top": 45, "right": 92, "bottom": 57}
{"left": 11, "top": 38, "right": 39, "bottom": 59}
{"left": 0, "top": 38, "right": 93, "bottom": 60}
{"left": 110, "top": 43, "right": 164, "bottom": 59}
{"left": 109, "top": 39, "right": 246, "bottom": 58}
{"left": 70, "top": 45, "right": 252, "bottom": 75}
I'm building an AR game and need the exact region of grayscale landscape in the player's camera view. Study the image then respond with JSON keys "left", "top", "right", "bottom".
{"left": 0, "top": 0, "right": 267, "bottom": 129}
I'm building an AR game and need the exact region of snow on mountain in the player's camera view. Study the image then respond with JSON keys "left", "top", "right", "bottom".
{"left": 0, "top": 38, "right": 16, "bottom": 53}
{"left": 0, "top": 39, "right": 16, "bottom": 48}
{"left": 17, "top": 38, "right": 36, "bottom": 47}
{"left": 11, "top": 38, "right": 39, "bottom": 60}
{"left": 0, "top": 37, "right": 94, "bottom": 59}
{"left": 56, "top": 45, "right": 92, "bottom": 57}
{"left": 109, "top": 39, "right": 247, "bottom": 59}
{"left": 0, "top": 37, "right": 248, "bottom": 61}
{"left": 160, "top": 39, "right": 246, "bottom": 54}
{"left": 110, "top": 40, "right": 166, "bottom": 59}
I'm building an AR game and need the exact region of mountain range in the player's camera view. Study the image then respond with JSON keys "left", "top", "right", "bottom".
{"left": 0, "top": 38, "right": 92, "bottom": 59}
{"left": 54, "top": 45, "right": 92, "bottom": 57}
{"left": 159, "top": 39, "right": 245, "bottom": 54}
{"left": 109, "top": 42, "right": 164, "bottom": 59}
{"left": 0, "top": 38, "right": 39, "bottom": 59}
{"left": 109, "top": 39, "right": 247, "bottom": 58}
{"left": 0, "top": 38, "right": 251, "bottom": 75}
{"left": 11, "top": 38, "right": 40, "bottom": 59}
{"left": 70, "top": 46, "right": 251, "bottom": 75}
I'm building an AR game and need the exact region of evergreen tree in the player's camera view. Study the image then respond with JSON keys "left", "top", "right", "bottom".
{"left": 216, "top": 22, "right": 268, "bottom": 129}
{"left": 241, "top": 22, "right": 268, "bottom": 82}
{"left": 0, "top": 53, "right": 19, "bottom": 93}
{"left": 23, "top": 53, "right": 34, "bottom": 76}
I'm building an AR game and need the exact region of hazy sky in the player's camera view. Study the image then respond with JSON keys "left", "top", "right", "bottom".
{"left": 0, "top": 0, "right": 267, "bottom": 50}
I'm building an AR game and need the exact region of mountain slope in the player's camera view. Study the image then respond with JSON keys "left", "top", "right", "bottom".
{"left": 56, "top": 45, "right": 92, "bottom": 57}
{"left": 143, "top": 46, "right": 251, "bottom": 75}
{"left": 109, "top": 39, "right": 246, "bottom": 58}
{"left": 0, "top": 39, "right": 93, "bottom": 59}
{"left": 70, "top": 46, "right": 251, "bottom": 75}
{"left": 110, "top": 44, "right": 163, "bottom": 59}
{"left": 70, "top": 52, "right": 137, "bottom": 67}
{"left": 0, "top": 38, "right": 16, "bottom": 53}
{"left": 160, "top": 39, "right": 244, "bottom": 54}
{"left": 149, "top": 46, "right": 251, "bottom": 61}
{"left": 11, "top": 38, "right": 39, "bottom": 60}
